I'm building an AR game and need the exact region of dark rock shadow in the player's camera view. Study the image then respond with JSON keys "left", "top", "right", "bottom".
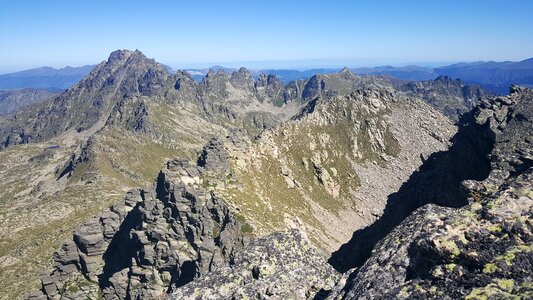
{"left": 329, "top": 110, "right": 495, "bottom": 273}
{"left": 98, "top": 205, "right": 143, "bottom": 290}
{"left": 174, "top": 261, "right": 197, "bottom": 289}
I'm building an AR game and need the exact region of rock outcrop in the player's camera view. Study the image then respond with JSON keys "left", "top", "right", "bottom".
{"left": 29, "top": 141, "right": 250, "bottom": 299}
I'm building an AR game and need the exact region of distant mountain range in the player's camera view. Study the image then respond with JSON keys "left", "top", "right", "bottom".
{"left": 0, "top": 65, "right": 95, "bottom": 91}
{"left": 185, "top": 58, "right": 533, "bottom": 95}
{"left": 433, "top": 59, "right": 533, "bottom": 94}
{"left": 1, "top": 58, "right": 532, "bottom": 94}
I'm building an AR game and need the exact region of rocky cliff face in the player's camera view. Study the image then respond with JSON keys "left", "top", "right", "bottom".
{"left": 400, "top": 75, "right": 490, "bottom": 121}
{"left": 326, "top": 86, "right": 533, "bottom": 299}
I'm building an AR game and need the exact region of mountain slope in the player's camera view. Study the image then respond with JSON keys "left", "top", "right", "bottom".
{"left": 221, "top": 86, "right": 454, "bottom": 251}
{"left": 0, "top": 88, "right": 57, "bottom": 116}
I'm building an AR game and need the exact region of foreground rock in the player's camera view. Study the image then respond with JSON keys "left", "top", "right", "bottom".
{"left": 171, "top": 230, "right": 339, "bottom": 299}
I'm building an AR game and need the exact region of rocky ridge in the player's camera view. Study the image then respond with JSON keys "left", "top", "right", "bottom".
{"left": 163, "top": 87, "right": 532, "bottom": 299}
{"left": 164, "top": 88, "right": 533, "bottom": 300}
{"left": 326, "top": 86, "right": 533, "bottom": 299}
{"left": 400, "top": 75, "right": 489, "bottom": 121}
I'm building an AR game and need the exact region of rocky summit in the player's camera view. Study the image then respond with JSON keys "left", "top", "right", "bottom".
{"left": 0, "top": 49, "right": 531, "bottom": 300}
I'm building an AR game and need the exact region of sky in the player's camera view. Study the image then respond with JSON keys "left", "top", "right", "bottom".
{"left": 1, "top": 0, "right": 533, "bottom": 73}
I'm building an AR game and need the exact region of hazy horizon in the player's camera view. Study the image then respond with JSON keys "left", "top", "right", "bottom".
{"left": 1, "top": 54, "right": 533, "bottom": 75}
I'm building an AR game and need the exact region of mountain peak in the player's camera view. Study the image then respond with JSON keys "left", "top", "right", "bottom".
{"left": 107, "top": 49, "right": 135, "bottom": 63}
{"left": 340, "top": 67, "right": 351, "bottom": 74}
{"left": 105, "top": 49, "right": 156, "bottom": 69}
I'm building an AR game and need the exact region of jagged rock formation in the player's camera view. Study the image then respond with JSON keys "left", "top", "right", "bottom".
{"left": 0, "top": 88, "right": 56, "bottom": 116}
{"left": 29, "top": 142, "right": 249, "bottom": 299}
{"left": 400, "top": 75, "right": 489, "bottom": 121}
{"left": 326, "top": 86, "right": 533, "bottom": 299}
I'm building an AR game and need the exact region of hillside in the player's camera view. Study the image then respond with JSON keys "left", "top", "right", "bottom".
{"left": 327, "top": 86, "right": 533, "bottom": 299}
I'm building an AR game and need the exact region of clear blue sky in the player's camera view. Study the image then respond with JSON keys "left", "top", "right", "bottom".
{"left": 1, "top": 0, "right": 533, "bottom": 73}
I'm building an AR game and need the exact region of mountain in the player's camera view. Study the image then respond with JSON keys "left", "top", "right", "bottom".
{"left": 0, "top": 49, "right": 528, "bottom": 299}
{"left": 0, "top": 65, "right": 95, "bottom": 91}
{"left": 434, "top": 58, "right": 533, "bottom": 94}
{"left": 27, "top": 81, "right": 533, "bottom": 299}
{"left": 350, "top": 58, "right": 533, "bottom": 95}
{"left": 25, "top": 84, "right": 456, "bottom": 299}
{"left": 400, "top": 75, "right": 491, "bottom": 120}
{"left": 352, "top": 65, "right": 436, "bottom": 81}
{"left": 0, "top": 88, "right": 57, "bottom": 116}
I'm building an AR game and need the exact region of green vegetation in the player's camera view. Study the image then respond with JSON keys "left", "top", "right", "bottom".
{"left": 240, "top": 222, "right": 254, "bottom": 234}
{"left": 273, "top": 98, "right": 285, "bottom": 107}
